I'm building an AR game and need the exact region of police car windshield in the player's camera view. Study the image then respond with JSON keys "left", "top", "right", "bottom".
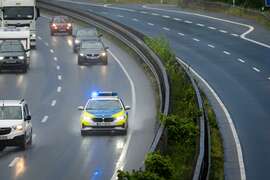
{"left": 77, "top": 30, "right": 97, "bottom": 37}
{"left": 3, "top": 7, "right": 34, "bottom": 20}
{"left": 86, "top": 100, "right": 122, "bottom": 111}
{"left": 0, "top": 106, "right": 22, "bottom": 120}
{"left": 0, "top": 42, "right": 23, "bottom": 52}
{"left": 81, "top": 42, "right": 103, "bottom": 49}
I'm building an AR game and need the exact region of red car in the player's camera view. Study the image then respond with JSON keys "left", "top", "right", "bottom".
{"left": 50, "top": 16, "right": 73, "bottom": 36}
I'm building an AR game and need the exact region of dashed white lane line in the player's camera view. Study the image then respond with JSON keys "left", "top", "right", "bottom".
{"left": 208, "top": 26, "right": 217, "bottom": 30}
{"left": 231, "top": 33, "right": 239, "bottom": 37}
{"left": 9, "top": 157, "right": 20, "bottom": 168}
{"left": 50, "top": 49, "right": 54, "bottom": 53}
{"left": 252, "top": 67, "right": 261, "bottom": 72}
{"left": 196, "top": 23, "right": 205, "bottom": 27}
{"left": 178, "top": 32, "right": 185, "bottom": 36}
{"left": 41, "top": 116, "right": 49, "bottom": 123}
{"left": 45, "top": 42, "right": 49, "bottom": 46}
{"left": 208, "top": 44, "right": 215, "bottom": 48}
{"left": 193, "top": 38, "right": 200, "bottom": 42}
{"left": 51, "top": 100, "right": 57, "bottom": 107}
{"left": 268, "top": 77, "right": 270, "bottom": 80}
{"left": 184, "top": 20, "right": 192, "bottom": 24}
{"left": 219, "top": 30, "right": 228, "bottom": 33}
{"left": 132, "top": 18, "right": 138, "bottom": 22}
{"left": 37, "top": 36, "right": 42, "bottom": 40}
{"left": 147, "top": 22, "right": 154, "bottom": 26}
{"left": 162, "top": 27, "right": 170, "bottom": 31}
{"left": 54, "top": 57, "right": 58, "bottom": 61}
{"left": 56, "top": 65, "right": 60, "bottom": 70}
{"left": 58, "top": 75, "right": 62, "bottom": 80}
{"left": 151, "top": 13, "right": 159, "bottom": 16}
{"left": 237, "top": 58, "right": 245, "bottom": 63}
{"left": 162, "top": 15, "right": 170, "bottom": 18}
{"left": 57, "top": 86, "right": 62, "bottom": 93}
{"left": 223, "top": 51, "right": 231, "bottom": 55}
{"left": 173, "top": 17, "right": 182, "bottom": 21}
{"left": 140, "top": 11, "right": 147, "bottom": 14}
{"left": 117, "top": 15, "right": 124, "bottom": 18}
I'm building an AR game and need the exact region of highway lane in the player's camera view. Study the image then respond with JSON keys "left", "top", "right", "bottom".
{"left": 50, "top": 1, "right": 270, "bottom": 179}
{"left": 0, "top": 13, "right": 157, "bottom": 180}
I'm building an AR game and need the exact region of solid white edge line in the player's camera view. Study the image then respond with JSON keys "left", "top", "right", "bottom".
{"left": 41, "top": 116, "right": 49, "bottom": 123}
{"left": 176, "top": 56, "right": 246, "bottom": 180}
{"left": 252, "top": 67, "right": 261, "bottom": 72}
{"left": 108, "top": 50, "right": 136, "bottom": 180}
{"left": 142, "top": 5, "right": 270, "bottom": 49}
{"left": 9, "top": 157, "right": 20, "bottom": 168}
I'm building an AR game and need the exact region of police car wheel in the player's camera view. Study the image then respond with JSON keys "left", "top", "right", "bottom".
{"left": 28, "top": 130, "right": 32, "bottom": 145}
{"left": 0, "top": 145, "right": 5, "bottom": 151}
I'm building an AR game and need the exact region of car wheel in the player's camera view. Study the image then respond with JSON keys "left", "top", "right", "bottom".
{"left": 28, "top": 130, "right": 32, "bottom": 146}
{"left": 20, "top": 135, "right": 27, "bottom": 150}
{"left": 0, "top": 145, "right": 5, "bottom": 151}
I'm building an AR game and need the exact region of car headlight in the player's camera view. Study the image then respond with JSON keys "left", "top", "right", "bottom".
{"left": 83, "top": 116, "right": 92, "bottom": 122}
{"left": 0, "top": 56, "right": 4, "bottom": 60}
{"left": 31, "top": 34, "right": 36, "bottom": 38}
{"left": 12, "top": 124, "right": 24, "bottom": 131}
{"left": 67, "top": 23, "right": 72, "bottom": 27}
{"left": 101, "top": 52, "right": 106, "bottom": 57}
{"left": 79, "top": 53, "right": 84, "bottom": 57}
{"left": 18, "top": 56, "right": 25, "bottom": 60}
{"left": 75, "top": 39, "right": 80, "bottom": 44}
{"left": 116, "top": 115, "right": 125, "bottom": 121}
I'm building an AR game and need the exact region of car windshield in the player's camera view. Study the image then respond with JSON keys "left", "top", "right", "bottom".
{"left": 81, "top": 42, "right": 103, "bottom": 49}
{"left": 0, "top": 106, "right": 22, "bottom": 120}
{"left": 3, "top": 6, "right": 34, "bottom": 20}
{"left": 86, "top": 100, "right": 122, "bottom": 111}
{"left": 0, "top": 41, "right": 23, "bottom": 52}
{"left": 53, "top": 17, "right": 69, "bottom": 23}
{"left": 77, "top": 29, "right": 97, "bottom": 37}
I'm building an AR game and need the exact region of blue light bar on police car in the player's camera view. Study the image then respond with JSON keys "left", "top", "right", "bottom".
{"left": 91, "top": 92, "right": 118, "bottom": 97}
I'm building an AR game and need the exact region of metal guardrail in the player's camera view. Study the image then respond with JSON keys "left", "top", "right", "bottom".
{"left": 37, "top": 1, "right": 209, "bottom": 179}
{"left": 37, "top": 0, "right": 170, "bottom": 152}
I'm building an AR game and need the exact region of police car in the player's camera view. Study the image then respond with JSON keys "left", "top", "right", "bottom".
{"left": 78, "top": 92, "right": 130, "bottom": 135}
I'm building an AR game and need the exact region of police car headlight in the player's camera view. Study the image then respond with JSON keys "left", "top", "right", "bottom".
{"left": 32, "top": 34, "right": 36, "bottom": 38}
{"left": 101, "top": 52, "right": 106, "bottom": 57}
{"left": 13, "top": 124, "right": 24, "bottom": 131}
{"left": 75, "top": 39, "right": 80, "bottom": 44}
{"left": 0, "top": 56, "right": 4, "bottom": 60}
{"left": 18, "top": 56, "right": 25, "bottom": 60}
{"left": 116, "top": 115, "right": 125, "bottom": 121}
{"left": 83, "top": 116, "right": 92, "bottom": 122}
{"left": 79, "top": 53, "right": 84, "bottom": 57}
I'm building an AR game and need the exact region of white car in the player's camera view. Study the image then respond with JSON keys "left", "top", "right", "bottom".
{"left": 0, "top": 99, "right": 32, "bottom": 151}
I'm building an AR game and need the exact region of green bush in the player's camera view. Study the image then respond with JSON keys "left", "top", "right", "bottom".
{"left": 117, "top": 169, "right": 163, "bottom": 180}
{"left": 145, "top": 152, "right": 174, "bottom": 179}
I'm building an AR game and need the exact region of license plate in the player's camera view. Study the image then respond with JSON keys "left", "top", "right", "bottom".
{"left": 0, "top": 136, "right": 7, "bottom": 140}
{"left": 96, "top": 122, "right": 111, "bottom": 126}
{"left": 7, "top": 60, "right": 16, "bottom": 64}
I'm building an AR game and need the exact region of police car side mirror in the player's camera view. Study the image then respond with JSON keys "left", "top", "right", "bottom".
{"left": 125, "top": 106, "right": 131, "bottom": 110}
{"left": 25, "top": 115, "right": 31, "bottom": 121}
{"left": 78, "top": 106, "right": 84, "bottom": 111}
{"left": 25, "top": 49, "right": 31, "bottom": 52}
{"left": 36, "top": 8, "right": 40, "bottom": 19}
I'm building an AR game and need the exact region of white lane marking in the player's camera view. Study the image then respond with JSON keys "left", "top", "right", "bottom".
{"left": 208, "top": 26, "right": 216, "bottom": 30}
{"left": 140, "top": 11, "right": 147, "bottom": 14}
{"left": 51, "top": 100, "right": 57, "bottom": 107}
{"left": 231, "top": 33, "right": 239, "bottom": 37}
{"left": 162, "top": 27, "right": 170, "bottom": 31}
{"left": 162, "top": 15, "right": 170, "bottom": 18}
{"left": 50, "top": 49, "right": 54, "bottom": 53}
{"left": 178, "top": 32, "right": 185, "bottom": 36}
{"left": 41, "top": 116, "right": 49, "bottom": 123}
{"left": 173, "top": 17, "right": 182, "bottom": 21}
{"left": 58, "top": 75, "right": 62, "bottom": 80}
{"left": 117, "top": 15, "right": 124, "bottom": 18}
{"left": 9, "top": 157, "right": 20, "bottom": 168}
{"left": 193, "top": 38, "right": 200, "bottom": 42}
{"left": 132, "top": 18, "right": 138, "bottom": 22}
{"left": 268, "top": 77, "right": 270, "bottom": 80}
{"left": 143, "top": 5, "right": 270, "bottom": 49}
{"left": 108, "top": 50, "right": 136, "bottom": 180}
{"left": 223, "top": 51, "right": 231, "bottom": 55}
{"left": 196, "top": 23, "right": 205, "bottom": 27}
{"left": 184, "top": 20, "right": 192, "bottom": 24}
{"left": 37, "top": 36, "right": 42, "bottom": 40}
{"left": 54, "top": 57, "right": 58, "bottom": 61}
{"left": 176, "top": 56, "right": 246, "bottom": 180}
{"left": 147, "top": 22, "right": 154, "bottom": 26}
{"left": 32, "top": 134, "right": 37, "bottom": 141}
{"left": 56, "top": 65, "right": 60, "bottom": 70}
{"left": 219, "top": 30, "right": 228, "bottom": 33}
{"left": 151, "top": 13, "right": 159, "bottom": 16}
{"left": 45, "top": 42, "right": 49, "bottom": 46}
{"left": 208, "top": 44, "right": 215, "bottom": 48}
{"left": 237, "top": 58, "right": 245, "bottom": 63}
{"left": 57, "top": 86, "right": 62, "bottom": 93}
{"left": 252, "top": 67, "right": 261, "bottom": 72}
